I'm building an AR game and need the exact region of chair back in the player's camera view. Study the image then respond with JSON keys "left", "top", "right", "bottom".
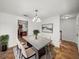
{"left": 21, "top": 44, "right": 28, "bottom": 58}
{"left": 17, "top": 39, "right": 28, "bottom": 58}
{"left": 17, "top": 39, "right": 21, "bottom": 49}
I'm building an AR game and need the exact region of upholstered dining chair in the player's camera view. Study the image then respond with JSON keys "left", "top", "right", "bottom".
{"left": 21, "top": 41, "right": 30, "bottom": 49}
{"left": 17, "top": 39, "right": 22, "bottom": 59}
{"left": 21, "top": 46, "right": 36, "bottom": 59}
{"left": 16, "top": 39, "right": 30, "bottom": 53}
{"left": 20, "top": 37, "right": 32, "bottom": 49}
{"left": 17, "top": 39, "right": 36, "bottom": 59}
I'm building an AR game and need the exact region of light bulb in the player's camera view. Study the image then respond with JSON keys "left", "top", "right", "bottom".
{"left": 36, "top": 17, "right": 41, "bottom": 22}
{"left": 32, "top": 17, "right": 36, "bottom": 22}
{"left": 32, "top": 9, "right": 41, "bottom": 22}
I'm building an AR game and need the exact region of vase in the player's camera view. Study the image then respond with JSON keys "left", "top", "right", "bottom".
{"left": 35, "top": 35, "right": 37, "bottom": 39}
{"left": 1, "top": 45, "right": 7, "bottom": 51}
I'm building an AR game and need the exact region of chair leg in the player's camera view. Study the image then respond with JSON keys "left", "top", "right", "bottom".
{"left": 16, "top": 45, "right": 19, "bottom": 54}
{"left": 34, "top": 54, "right": 37, "bottom": 59}
{"left": 45, "top": 46, "right": 51, "bottom": 59}
{"left": 21, "top": 54, "right": 23, "bottom": 59}
{"left": 19, "top": 49, "right": 21, "bottom": 59}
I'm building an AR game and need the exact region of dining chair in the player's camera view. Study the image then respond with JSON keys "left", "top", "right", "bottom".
{"left": 17, "top": 40, "right": 22, "bottom": 59}
{"left": 17, "top": 39, "right": 36, "bottom": 59}
{"left": 20, "top": 38, "right": 32, "bottom": 49}
{"left": 16, "top": 39, "right": 29, "bottom": 58}
{"left": 20, "top": 43, "right": 36, "bottom": 59}
{"left": 21, "top": 42, "right": 30, "bottom": 49}
{"left": 16, "top": 39, "right": 30, "bottom": 52}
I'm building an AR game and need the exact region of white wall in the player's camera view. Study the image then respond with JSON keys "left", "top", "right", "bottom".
{"left": 41, "top": 16, "right": 60, "bottom": 47}
{"left": 18, "top": 17, "right": 42, "bottom": 35}
{"left": 78, "top": 32, "right": 79, "bottom": 52}
{"left": 0, "top": 12, "right": 19, "bottom": 48}
{"left": 60, "top": 17, "right": 77, "bottom": 43}
{"left": 28, "top": 18, "right": 42, "bottom": 35}
{"left": 0, "top": 12, "right": 60, "bottom": 48}
{"left": 76, "top": 14, "right": 79, "bottom": 51}
{"left": 0, "top": 12, "right": 42, "bottom": 48}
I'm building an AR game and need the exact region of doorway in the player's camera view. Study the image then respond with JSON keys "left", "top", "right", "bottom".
{"left": 60, "top": 15, "right": 77, "bottom": 43}
{"left": 18, "top": 20, "right": 28, "bottom": 38}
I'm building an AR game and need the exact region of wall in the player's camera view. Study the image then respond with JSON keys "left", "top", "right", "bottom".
{"left": 78, "top": 32, "right": 79, "bottom": 52}
{"left": 0, "top": 12, "right": 60, "bottom": 48}
{"left": 76, "top": 14, "right": 79, "bottom": 51}
{"left": 0, "top": 12, "right": 58, "bottom": 48}
{"left": 41, "top": 16, "right": 60, "bottom": 47}
{"left": 60, "top": 17, "right": 77, "bottom": 43}
{"left": 0, "top": 12, "right": 41, "bottom": 48}
{"left": 18, "top": 17, "right": 42, "bottom": 35}
{"left": 28, "top": 18, "right": 42, "bottom": 35}
{"left": 0, "top": 12, "right": 19, "bottom": 48}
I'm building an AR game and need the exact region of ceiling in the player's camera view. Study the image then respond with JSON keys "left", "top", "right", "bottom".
{"left": 0, "top": 0, "right": 79, "bottom": 19}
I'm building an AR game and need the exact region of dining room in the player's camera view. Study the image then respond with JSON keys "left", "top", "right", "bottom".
{"left": 0, "top": 0, "right": 79, "bottom": 59}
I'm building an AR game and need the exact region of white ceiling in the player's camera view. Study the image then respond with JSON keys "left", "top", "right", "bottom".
{"left": 0, "top": 0, "right": 79, "bottom": 19}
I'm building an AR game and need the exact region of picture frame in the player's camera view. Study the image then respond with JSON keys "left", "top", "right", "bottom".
{"left": 42, "top": 23, "right": 53, "bottom": 33}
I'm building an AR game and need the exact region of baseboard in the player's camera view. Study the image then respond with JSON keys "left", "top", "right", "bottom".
{"left": 8, "top": 44, "right": 17, "bottom": 49}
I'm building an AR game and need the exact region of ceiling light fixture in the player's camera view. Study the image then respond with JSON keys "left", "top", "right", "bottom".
{"left": 32, "top": 10, "right": 41, "bottom": 22}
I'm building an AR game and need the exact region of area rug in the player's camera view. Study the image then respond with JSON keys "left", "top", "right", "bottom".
{"left": 13, "top": 47, "right": 21, "bottom": 59}
{"left": 13, "top": 47, "right": 52, "bottom": 59}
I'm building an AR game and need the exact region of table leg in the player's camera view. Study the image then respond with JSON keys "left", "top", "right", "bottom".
{"left": 36, "top": 50, "right": 39, "bottom": 59}
{"left": 32, "top": 47, "right": 39, "bottom": 59}
{"left": 45, "top": 46, "right": 52, "bottom": 59}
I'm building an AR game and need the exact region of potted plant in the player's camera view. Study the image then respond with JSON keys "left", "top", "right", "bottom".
{"left": 33, "top": 30, "right": 40, "bottom": 39}
{"left": 0, "top": 34, "right": 9, "bottom": 51}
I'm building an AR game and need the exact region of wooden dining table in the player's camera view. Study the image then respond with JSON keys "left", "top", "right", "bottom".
{"left": 23, "top": 35, "right": 51, "bottom": 59}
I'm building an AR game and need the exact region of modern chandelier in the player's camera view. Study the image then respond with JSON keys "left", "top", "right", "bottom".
{"left": 32, "top": 10, "right": 41, "bottom": 22}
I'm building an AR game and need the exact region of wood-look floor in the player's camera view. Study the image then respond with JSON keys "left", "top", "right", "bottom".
{"left": 53, "top": 40, "right": 79, "bottom": 59}
{"left": 0, "top": 48, "right": 15, "bottom": 59}
{"left": 0, "top": 40, "right": 79, "bottom": 59}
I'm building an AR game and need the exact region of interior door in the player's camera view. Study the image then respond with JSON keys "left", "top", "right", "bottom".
{"left": 60, "top": 17, "right": 77, "bottom": 43}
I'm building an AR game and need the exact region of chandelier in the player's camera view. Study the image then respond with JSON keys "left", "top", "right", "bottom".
{"left": 32, "top": 10, "right": 41, "bottom": 22}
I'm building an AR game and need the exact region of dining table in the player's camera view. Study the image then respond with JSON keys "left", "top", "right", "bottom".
{"left": 23, "top": 35, "right": 51, "bottom": 59}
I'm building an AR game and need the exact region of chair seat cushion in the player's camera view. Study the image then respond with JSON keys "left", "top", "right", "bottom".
{"left": 21, "top": 42, "right": 29, "bottom": 49}
{"left": 25, "top": 48, "right": 36, "bottom": 57}
{"left": 23, "top": 44, "right": 29, "bottom": 49}
{"left": 21, "top": 42, "right": 25, "bottom": 45}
